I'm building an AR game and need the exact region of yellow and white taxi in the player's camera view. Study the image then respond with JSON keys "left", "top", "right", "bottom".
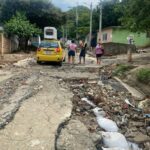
{"left": 36, "top": 40, "right": 65, "bottom": 66}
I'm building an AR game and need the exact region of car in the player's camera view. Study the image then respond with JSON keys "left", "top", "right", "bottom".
{"left": 36, "top": 40, "right": 65, "bottom": 66}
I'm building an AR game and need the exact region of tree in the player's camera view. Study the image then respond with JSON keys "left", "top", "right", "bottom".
{"left": 0, "top": 0, "right": 66, "bottom": 29}
{"left": 4, "top": 12, "right": 41, "bottom": 50}
{"left": 118, "top": 0, "right": 150, "bottom": 33}
{"left": 92, "top": 0, "right": 122, "bottom": 31}
{"left": 66, "top": 6, "right": 90, "bottom": 40}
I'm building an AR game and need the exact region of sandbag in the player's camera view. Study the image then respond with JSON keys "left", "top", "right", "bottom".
{"left": 97, "top": 117, "right": 119, "bottom": 132}
{"left": 102, "top": 132, "right": 129, "bottom": 149}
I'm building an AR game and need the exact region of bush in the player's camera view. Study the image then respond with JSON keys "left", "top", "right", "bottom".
{"left": 113, "top": 64, "right": 134, "bottom": 77}
{"left": 136, "top": 68, "right": 150, "bottom": 84}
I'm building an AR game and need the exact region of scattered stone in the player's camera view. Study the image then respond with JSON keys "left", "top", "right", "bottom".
{"left": 130, "top": 132, "right": 150, "bottom": 144}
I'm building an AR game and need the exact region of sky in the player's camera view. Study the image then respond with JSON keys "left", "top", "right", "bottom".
{"left": 51, "top": 0, "right": 100, "bottom": 11}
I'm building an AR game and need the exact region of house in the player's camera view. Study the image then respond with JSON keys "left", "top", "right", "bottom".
{"left": 0, "top": 26, "right": 18, "bottom": 56}
{"left": 97, "top": 26, "right": 150, "bottom": 48}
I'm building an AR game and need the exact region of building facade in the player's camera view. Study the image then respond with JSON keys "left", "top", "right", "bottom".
{"left": 98, "top": 26, "right": 150, "bottom": 47}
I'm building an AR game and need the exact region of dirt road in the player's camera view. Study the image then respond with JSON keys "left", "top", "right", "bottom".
{"left": 0, "top": 56, "right": 100, "bottom": 150}
{"left": 0, "top": 53, "right": 149, "bottom": 150}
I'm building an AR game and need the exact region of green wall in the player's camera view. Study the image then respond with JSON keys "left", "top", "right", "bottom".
{"left": 112, "top": 28, "right": 150, "bottom": 47}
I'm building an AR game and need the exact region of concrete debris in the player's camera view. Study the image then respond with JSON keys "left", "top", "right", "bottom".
{"left": 13, "top": 58, "right": 36, "bottom": 67}
{"left": 56, "top": 119, "right": 96, "bottom": 150}
{"left": 138, "top": 98, "right": 150, "bottom": 113}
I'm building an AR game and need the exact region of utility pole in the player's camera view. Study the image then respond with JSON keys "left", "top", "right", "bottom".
{"left": 65, "top": 26, "right": 68, "bottom": 41}
{"left": 99, "top": 0, "right": 102, "bottom": 42}
{"left": 62, "top": 26, "right": 65, "bottom": 43}
{"left": 89, "top": 2, "right": 92, "bottom": 49}
{"left": 76, "top": 3, "right": 79, "bottom": 40}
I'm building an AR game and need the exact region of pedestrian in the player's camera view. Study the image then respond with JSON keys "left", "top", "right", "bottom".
{"left": 95, "top": 42, "right": 104, "bottom": 64}
{"left": 79, "top": 40, "right": 87, "bottom": 64}
{"left": 68, "top": 40, "right": 77, "bottom": 64}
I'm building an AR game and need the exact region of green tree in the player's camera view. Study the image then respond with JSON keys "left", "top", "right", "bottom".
{"left": 4, "top": 12, "right": 41, "bottom": 50}
{"left": 92, "top": 0, "right": 122, "bottom": 31}
{"left": 0, "top": 0, "right": 66, "bottom": 29}
{"left": 66, "top": 6, "right": 90, "bottom": 40}
{"left": 118, "top": 0, "right": 150, "bottom": 33}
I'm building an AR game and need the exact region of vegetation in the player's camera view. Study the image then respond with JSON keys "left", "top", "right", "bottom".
{"left": 136, "top": 68, "right": 150, "bottom": 84}
{"left": 113, "top": 64, "right": 134, "bottom": 77}
{"left": 117, "top": 0, "right": 150, "bottom": 34}
{"left": 0, "top": 0, "right": 66, "bottom": 29}
{"left": 66, "top": 6, "right": 90, "bottom": 40}
{"left": 0, "top": 0, "right": 149, "bottom": 47}
{"left": 0, "top": 0, "right": 66, "bottom": 51}
{"left": 4, "top": 12, "right": 41, "bottom": 50}
{"left": 66, "top": 1, "right": 122, "bottom": 40}
{"left": 93, "top": 0, "right": 122, "bottom": 30}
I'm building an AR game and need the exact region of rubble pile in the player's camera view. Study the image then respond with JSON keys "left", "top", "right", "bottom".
{"left": 13, "top": 58, "right": 36, "bottom": 67}
{"left": 68, "top": 66, "right": 150, "bottom": 150}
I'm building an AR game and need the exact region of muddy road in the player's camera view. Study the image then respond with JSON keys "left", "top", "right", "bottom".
{"left": 0, "top": 54, "right": 150, "bottom": 150}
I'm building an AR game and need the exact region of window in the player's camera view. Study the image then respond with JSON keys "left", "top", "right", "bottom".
{"left": 103, "top": 33, "right": 107, "bottom": 41}
{"left": 40, "top": 41, "right": 59, "bottom": 48}
{"left": 46, "top": 29, "right": 53, "bottom": 36}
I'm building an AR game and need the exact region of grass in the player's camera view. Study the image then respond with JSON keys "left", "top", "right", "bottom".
{"left": 113, "top": 64, "right": 134, "bottom": 77}
{"left": 136, "top": 68, "right": 150, "bottom": 84}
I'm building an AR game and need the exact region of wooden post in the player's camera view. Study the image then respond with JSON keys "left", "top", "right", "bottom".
{"left": 127, "top": 46, "right": 132, "bottom": 62}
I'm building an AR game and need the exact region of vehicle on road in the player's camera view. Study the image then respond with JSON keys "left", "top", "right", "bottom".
{"left": 36, "top": 39, "right": 65, "bottom": 66}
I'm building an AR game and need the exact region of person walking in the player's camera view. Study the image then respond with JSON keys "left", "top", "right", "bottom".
{"left": 95, "top": 42, "right": 104, "bottom": 64}
{"left": 79, "top": 40, "right": 87, "bottom": 64}
{"left": 68, "top": 40, "right": 77, "bottom": 64}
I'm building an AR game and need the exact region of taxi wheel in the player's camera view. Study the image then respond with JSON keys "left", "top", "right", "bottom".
{"left": 58, "top": 61, "right": 62, "bottom": 66}
{"left": 37, "top": 60, "right": 41, "bottom": 64}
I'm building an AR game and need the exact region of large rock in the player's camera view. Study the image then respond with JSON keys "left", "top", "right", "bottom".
{"left": 56, "top": 119, "right": 96, "bottom": 150}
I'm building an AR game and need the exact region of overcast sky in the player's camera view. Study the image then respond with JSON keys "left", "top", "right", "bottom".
{"left": 52, "top": 0, "right": 100, "bottom": 11}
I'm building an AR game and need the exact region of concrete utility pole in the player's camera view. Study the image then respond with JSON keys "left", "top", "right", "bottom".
{"left": 99, "top": 0, "right": 102, "bottom": 41}
{"left": 89, "top": 2, "right": 93, "bottom": 49}
{"left": 76, "top": 3, "right": 79, "bottom": 40}
{"left": 65, "top": 26, "right": 68, "bottom": 41}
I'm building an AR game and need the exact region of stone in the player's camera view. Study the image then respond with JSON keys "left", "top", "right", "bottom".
{"left": 132, "top": 132, "right": 150, "bottom": 144}
{"left": 129, "top": 121, "right": 144, "bottom": 127}
{"left": 56, "top": 119, "right": 96, "bottom": 150}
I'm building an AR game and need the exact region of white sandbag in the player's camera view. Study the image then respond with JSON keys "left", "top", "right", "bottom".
{"left": 102, "top": 147, "right": 126, "bottom": 150}
{"left": 102, "top": 132, "right": 129, "bottom": 149}
{"left": 93, "top": 107, "right": 106, "bottom": 117}
{"left": 93, "top": 107, "right": 118, "bottom": 132}
{"left": 97, "top": 117, "right": 119, "bottom": 132}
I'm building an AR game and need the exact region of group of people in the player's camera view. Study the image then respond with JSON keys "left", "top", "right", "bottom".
{"left": 67, "top": 39, "right": 104, "bottom": 65}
